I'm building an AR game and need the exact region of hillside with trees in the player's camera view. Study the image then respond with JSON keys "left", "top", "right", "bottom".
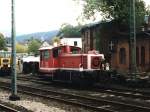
{"left": 57, "top": 23, "right": 81, "bottom": 37}
{"left": 28, "top": 39, "right": 42, "bottom": 55}
{"left": 16, "top": 30, "right": 58, "bottom": 42}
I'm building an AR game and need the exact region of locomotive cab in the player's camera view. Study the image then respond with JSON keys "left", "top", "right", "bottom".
{"left": 0, "top": 51, "right": 11, "bottom": 75}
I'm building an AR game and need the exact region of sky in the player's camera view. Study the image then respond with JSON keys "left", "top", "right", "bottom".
{"left": 0, "top": 0, "right": 150, "bottom": 36}
{"left": 0, "top": 0, "right": 83, "bottom": 36}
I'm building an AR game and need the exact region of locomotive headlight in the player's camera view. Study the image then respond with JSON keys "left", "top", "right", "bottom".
{"left": 3, "top": 59, "right": 9, "bottom": 64}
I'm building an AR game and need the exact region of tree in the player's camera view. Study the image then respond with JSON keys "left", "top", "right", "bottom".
{"left": 28, "top": 39, "right": 41, "bottom": 55}
{"left": 52, "top": 37, "right": 60, "bottom": 43}
{"left": 0, "top": 33, "right": 7, "bottom": 50}
{"left": 16, "top": 43, "right": 28, "bottom": 53}
{"left": 58, "top": 23, "right": 81, "bottom": 37}
{"left": 77, "top": 0, "right": 147, "bottom": 28}
{"left": 146, "top": 5, "right": 150, "bottom": 15}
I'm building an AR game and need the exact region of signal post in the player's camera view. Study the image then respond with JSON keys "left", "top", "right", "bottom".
{"left": 9, "top": 0, "right": 20, "bottom": 101}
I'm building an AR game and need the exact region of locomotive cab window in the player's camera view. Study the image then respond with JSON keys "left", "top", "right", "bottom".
{"left": 71, "top": 47, "right": 79, "bottom": 54}
{"left": 0, "top": 51, "right": 11, "bottom": 58}
{"left": 53, "top": 48, "right": 61, "bottom": 58}
{"left": 43, "top": 50, "right": 50, "bottom": 59}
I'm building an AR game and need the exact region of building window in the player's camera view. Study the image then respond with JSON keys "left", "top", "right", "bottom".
{"left": 119, "top": 48, "right": 126, "bottom": 64}
{"left": 141, "top": 46, "right": 145, "bottom": 65}
{"left": 74, "top": 41, "right": 77, "bottom": 46}
{"left": 109, "top": 41, "right": 115, "bottom": 52}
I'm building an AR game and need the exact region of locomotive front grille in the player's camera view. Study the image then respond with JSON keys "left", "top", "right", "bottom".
{"left": 3, "top": 64, "right": 8, "bottom": 68}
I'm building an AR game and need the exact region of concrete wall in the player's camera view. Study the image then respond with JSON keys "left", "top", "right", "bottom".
{"left": 60, "top": 37, "right": 82, "bottom": 48}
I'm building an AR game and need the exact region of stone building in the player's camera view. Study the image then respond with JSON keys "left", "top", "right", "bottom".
{"left": 81, "top": 21, "right": 150, "bottom": 73}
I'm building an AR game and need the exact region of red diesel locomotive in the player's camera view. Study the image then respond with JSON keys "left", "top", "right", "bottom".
{"left": 39, "top": 45, "right": 109, "bottom": 85}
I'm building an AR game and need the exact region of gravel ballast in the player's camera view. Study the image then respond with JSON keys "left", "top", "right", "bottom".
{"left": 0, "top": 89, "right": 95, "bottom": 112}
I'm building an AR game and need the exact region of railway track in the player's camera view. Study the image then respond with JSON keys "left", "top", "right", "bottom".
{"left": 0, "top": 80, "right": 150, "bottom": 112}
{"left": 5, "top": 75, "right": 51, "bottom": 85}
{"left": 92, "top": 87, "right": 150, "bottom": 100}
{"left": 3, "top": 75, "right": 150, "bottom": 101}
{"left": 10, "top": 75, "right": 150, "bottom": 101}
{"left": 95, "top": 84, "right": 150, "bottom": 100}
{"left": 0, "top": 103, "right": 20, "bottom": 112}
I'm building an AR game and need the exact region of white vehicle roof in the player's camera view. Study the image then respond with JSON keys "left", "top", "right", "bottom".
{"left": 22, "top": 56, "right": 40, "bottom": 62}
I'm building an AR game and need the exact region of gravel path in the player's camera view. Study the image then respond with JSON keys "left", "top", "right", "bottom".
{"left": 0, "top": 89, "right": 95, "bottom": 112}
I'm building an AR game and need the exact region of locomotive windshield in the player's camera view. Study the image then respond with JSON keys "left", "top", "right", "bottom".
{"left": 71, "top": 47, "right": 79, "bottom": 54}
{"left": 0, "top": 51, "right": 11, "bottom": 58}
{"left": 40, "top": 50, "right": 50, "bottom": 60}
{"left": 44, "top": 50, "right": 50, "bottom": 59}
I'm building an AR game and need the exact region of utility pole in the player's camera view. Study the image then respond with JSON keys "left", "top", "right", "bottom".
{"left": 130, "top": 0, "right": 138, "bottom": 76}
{"left": 9, "top": 0, "right": 20, "bottom": 101}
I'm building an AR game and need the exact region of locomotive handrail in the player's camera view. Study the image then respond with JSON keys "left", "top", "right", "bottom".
{"left": 79, "top": 63, "right": 83, "bottom": 71}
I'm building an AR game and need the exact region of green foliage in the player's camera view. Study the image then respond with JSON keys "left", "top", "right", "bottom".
{"left": 52, "top": 37, "right": 60, "bottom": 43}
{"left": 146, "top": 5, "right": 150, "bottom": 15}
{"left": 16, "top": 43, "right": 28, "bottom": 53}
{"left": 80, "top": 0, "right": 147, "bottom": 27}
{"left": 0, "top": 33, "right": 7, "bottom": 50}
{"left": 58, "top": 23, "right": 81, "bottom": 37}
{"left": 28, "top": 39, "right": 42, "bottom": 54}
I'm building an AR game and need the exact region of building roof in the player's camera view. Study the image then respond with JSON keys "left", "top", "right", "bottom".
{"left": 40, "top": 41, "right": 50, "bottom": 47}
{"left": 81, "top": 20, "right": 150, "bottom": 39}
{"left": 81, "top": 20, "right": 112, "bottom": 31}
{"left": 39, "top": 45, "right": 53, "bottom": 50}
{"left": 60, "top": 36, "right": 81, "bottom": 39}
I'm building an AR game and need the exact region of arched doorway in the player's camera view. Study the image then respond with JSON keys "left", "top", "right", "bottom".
{"left": 119, "top": 48, "right": 126, "bottom": 64}
{"left": 136, "top": 47, "right": 139, "bottom": 66}
{"left": 141, "top": 46, "right": 145, "bottom": 66}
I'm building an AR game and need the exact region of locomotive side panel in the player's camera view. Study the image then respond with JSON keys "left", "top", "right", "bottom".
{"left": 39, "top": 48, "right": 56, "bottom": 74}
{"left": 59, "top": 54, "right": 82, "bottom": 70}
{"left": 40, "top": 50, "right": 51, "bottom": 71}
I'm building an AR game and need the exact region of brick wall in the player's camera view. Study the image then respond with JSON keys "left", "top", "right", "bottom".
{"left": 82, "top": 25, "right": 150, "bottom": 73}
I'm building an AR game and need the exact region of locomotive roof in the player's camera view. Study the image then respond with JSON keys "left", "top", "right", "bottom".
{"left": 39, "top": 46, "right": 54, "bottom": 50}
{"left": 39, "top": 45, "right": 81, "bottom": 50}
